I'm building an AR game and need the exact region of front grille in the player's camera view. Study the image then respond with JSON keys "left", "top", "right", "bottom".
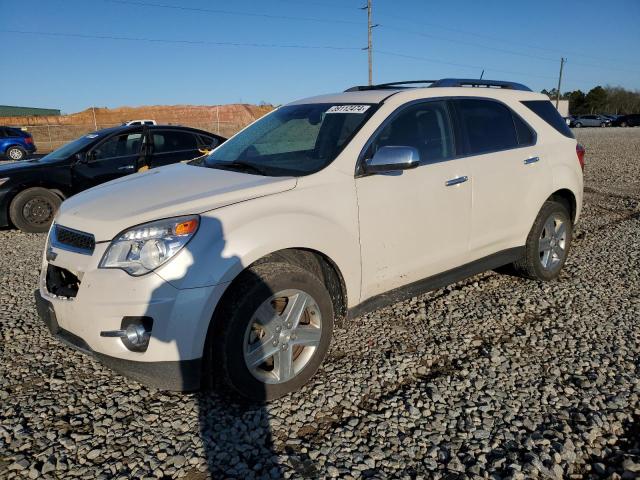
{"left": 54, "top": 225, "right": 95, "bottom": 254}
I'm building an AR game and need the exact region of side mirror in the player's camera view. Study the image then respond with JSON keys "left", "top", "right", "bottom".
{"left": 75, "top": 152, "right": 88, "bottom": 164}
{"left": 365, "top": 146, "right": 420, "bottom": 174}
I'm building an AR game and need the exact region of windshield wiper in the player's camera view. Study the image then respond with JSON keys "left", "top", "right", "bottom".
{"left": 210, "top": 161, "right": 267, "bottom": 176}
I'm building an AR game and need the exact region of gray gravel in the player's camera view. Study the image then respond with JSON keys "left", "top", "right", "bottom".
{"left": 1, "top": 127, "right": 639, "bottom": 479}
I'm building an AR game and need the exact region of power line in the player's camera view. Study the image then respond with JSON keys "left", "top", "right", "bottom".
{"left": 0, "top": 29, "right": 362, "bottom": 51}
{"left": 381, "top": 11, "right": 639, "bottom": 68}
{"left": 104, "top": 0, "right": 362, "bottom": 25}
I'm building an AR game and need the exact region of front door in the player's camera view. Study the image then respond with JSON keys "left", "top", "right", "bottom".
{"left": 356, "top": 100, "right": 472, "bottom": 300}
{"left": 72, "top": 130, "right": 145, "bottom": 192}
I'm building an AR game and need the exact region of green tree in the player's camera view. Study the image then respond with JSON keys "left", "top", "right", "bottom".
{"left": 584, "top": 86, "right": 607, "bottom": 114}
{"left": 567, "top": 90, "right": 587, "bottom": 115}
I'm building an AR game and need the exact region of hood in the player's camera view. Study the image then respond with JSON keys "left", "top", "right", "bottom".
{"left": 0, "top": 158, "right": 59, "bottom": 175}
{"left": 56, "top": 163, "right": 297, "bottom": 241}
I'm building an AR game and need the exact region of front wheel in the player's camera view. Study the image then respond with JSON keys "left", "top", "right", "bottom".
{"left": 205, "top": 262, "right": 334, "bottom": 401}
{"left": 574, "top": 122, "right": 582, "bottom": 128}
{"left": 620, "top": 121, "right": 628, "bottom": 127}
{"left": 600, "top": 122, "right": 607, "bottom": 127}
{"left": 509, "top": 200, "right": 573, "bottom": 281}
{"left": 9, "top": 187, "right": 61, "bottom": 233}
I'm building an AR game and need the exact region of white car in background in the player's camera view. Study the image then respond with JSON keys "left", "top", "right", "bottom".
{"left": 36, "top": 78, "right": 584, "bottom": 401}
{"left": 123, "top": 119, "right": 157, "bottom": 126}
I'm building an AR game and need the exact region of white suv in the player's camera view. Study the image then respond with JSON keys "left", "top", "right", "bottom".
{"left": 36, "top": 79, "right": 584, "bottom": 401}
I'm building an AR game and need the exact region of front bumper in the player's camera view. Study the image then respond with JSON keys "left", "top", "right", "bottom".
{"left": 35, "top": 290, "right": 201, "bottom": 390}
{"left": 36, "top": 240, "right": 228, "bottom": 391}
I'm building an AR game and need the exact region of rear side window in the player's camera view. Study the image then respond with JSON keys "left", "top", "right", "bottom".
{"left": 454, "top": 99, "right": 518, "bottom": 155}
{"left": 152, "top": 130, "right": 198, "bottom": 153}
{"left": 522, "top": 100, "right": 575, "bottom": 139}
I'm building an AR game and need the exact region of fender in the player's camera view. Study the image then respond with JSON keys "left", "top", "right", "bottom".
{"left": 550, "top": 162, "right": 584, "bottom": 222}
{"left": 155, "top": 188, "right": 362, "bottom": 308}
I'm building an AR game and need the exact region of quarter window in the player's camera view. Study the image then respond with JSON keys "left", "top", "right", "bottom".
{"left": 369, "top": 101, "right": 455, "bottom": 163}
{"left": 455, "top": 99, "right": 519, "bottom": 155}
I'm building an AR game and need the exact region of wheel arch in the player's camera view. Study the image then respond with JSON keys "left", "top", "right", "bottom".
{"left": 548, "top": 188, "right": 577, "bottom": 222}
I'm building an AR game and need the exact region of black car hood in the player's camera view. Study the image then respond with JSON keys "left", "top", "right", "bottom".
{"left": 0, "top": 158, "right": 66, "bottom": 175}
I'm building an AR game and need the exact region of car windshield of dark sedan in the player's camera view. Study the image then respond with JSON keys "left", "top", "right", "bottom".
{"left": 200, "top": 103, "right": 377, "bottom": 176}
{"left": 39, "top": 134, "right": 102, "bottom": 162}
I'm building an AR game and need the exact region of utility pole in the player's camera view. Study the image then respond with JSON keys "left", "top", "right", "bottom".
{"left": 556, "top": 57, "right": 566, "bottom": 109}
{"left": 91, "top": 107, "right": 98, "bottom": 130}
{"left": 361, "top": 0, "right": 378, "bottom": 85}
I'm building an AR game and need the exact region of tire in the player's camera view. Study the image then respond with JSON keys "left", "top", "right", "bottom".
{"left": 621, "top": 121, "right": 628, "bottom": 127}
{"left": 205, "top": 262, "right": 334, "bottom": 402}
{"left": 574, "top": 122, "right": 582, "bottom": 128}
{"left": 9, "top": 187, "right": 62, "bottom": 233}
{"left": 6, "top": 146, "right": 26, "bottom": 161}
{"left": 600, "top": 122, "right": 606, "bottom": 127}
{"left": 509, "top": 200, "right": 573, "bottom": 281}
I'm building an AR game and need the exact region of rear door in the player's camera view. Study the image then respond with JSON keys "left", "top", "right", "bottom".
{"left": 148, "top": 129, "right": 201, "bottom": 167}
{"left": 452, "top": 98, "right": 548, "bottom": 258}
{"left": 72, "top": 129, "right": 144, "bottom": 192}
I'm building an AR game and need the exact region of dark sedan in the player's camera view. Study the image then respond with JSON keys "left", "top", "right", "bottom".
{"left": 611, "top": 114, "right": 640, "bottom": 127}
{"left": 0, "top": 124, "right": 225, "bottom": 232}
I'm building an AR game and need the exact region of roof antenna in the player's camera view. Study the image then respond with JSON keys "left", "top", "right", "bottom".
{"left": 480, "top": 69, "right": 484, "bottom": 80}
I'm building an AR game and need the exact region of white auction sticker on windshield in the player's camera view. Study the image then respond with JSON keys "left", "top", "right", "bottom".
{"left": 326, "top": 105, "right": 370, "bottom": 114}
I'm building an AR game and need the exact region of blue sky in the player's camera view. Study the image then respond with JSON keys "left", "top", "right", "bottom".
{"left": 1, "top": 0, "right": 639, "bottom": 113}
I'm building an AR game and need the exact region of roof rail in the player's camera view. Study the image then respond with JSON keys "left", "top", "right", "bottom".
{"left": 345, "top": 78, "right": 531, "bottom": 92}
{"left": 345, "top": 80, "right": 436, "bottom": 92}
{"left": 430, "top": 78, "right": 531, "bottom": 91}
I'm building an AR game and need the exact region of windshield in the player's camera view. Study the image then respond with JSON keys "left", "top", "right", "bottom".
{"left": 39, "top": 134, "right": 102, "bottom": 162}
{"left": 200, "top": 103, "right": 377, "bottom": 176}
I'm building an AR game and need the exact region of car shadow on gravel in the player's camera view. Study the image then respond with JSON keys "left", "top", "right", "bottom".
{"left": 144, "top": 217, "right": 281, "bottom": 479}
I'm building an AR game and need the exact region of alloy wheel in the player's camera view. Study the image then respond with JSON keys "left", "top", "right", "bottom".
{"left": 243, "top": 289, "right": 322, "bottom": 384}
{"left": 539, "top": 213, "right": 567, "bottom": 270}
{"left": 8, "top": 148, "right": 24, "bottom": 160}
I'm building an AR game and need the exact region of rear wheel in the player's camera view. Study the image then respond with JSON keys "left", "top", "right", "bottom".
{"left": 620, "top": 121, "right": 628, "bottom": 127}
{"left": 600, "top": 122, "right": 607, "bottom": 127}
{"left": 205, "top": 262, "right": 334, "bottom": 401}
{"left": 574, "top": 122, "right": 582, "bottom": 128}
{"left": 509, "top": 200, "right": 573, "bottom": 281}
{"left": 9, "top": 187, "right": 61, "bottom": 233}
{"left": 6, "top": 146, "right": 26, "bottom": 161}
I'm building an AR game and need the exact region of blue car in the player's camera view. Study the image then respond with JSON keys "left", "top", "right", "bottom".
{"left": 1, "top": 126, "right": 37, "bottom": 161}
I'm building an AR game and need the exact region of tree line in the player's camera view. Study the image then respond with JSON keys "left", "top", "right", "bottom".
{"left": 541, "top": 86, "right": 640, "bottom": 115}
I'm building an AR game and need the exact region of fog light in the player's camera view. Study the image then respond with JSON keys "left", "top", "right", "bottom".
{"left": 100, "top": 316, "right": 153, "bottom": 352}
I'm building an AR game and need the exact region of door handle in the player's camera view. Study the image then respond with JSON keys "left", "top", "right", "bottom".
{"left": 524, "top": 156, "right": 540, "bottom": 165}
{"left": 445, "top": 175, "right": 468, "bottom": 187}
{"left": 118, "top": 165, "right": 135, "bottom": 171}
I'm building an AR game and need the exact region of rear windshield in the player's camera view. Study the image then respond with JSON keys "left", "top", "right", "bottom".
{"left": 521, "top": 100, "right": 574, "bottom": 139}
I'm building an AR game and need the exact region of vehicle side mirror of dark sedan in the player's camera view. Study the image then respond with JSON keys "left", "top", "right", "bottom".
{"left": 365, "top": 146, "right": 420, "bottom": 174}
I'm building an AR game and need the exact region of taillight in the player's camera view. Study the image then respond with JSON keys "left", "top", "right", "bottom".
{"left": 576, "top": 144, "right": 585, "bottom": 170}
{"left": 24, "top": 137, "right": 33, "bottom": 144}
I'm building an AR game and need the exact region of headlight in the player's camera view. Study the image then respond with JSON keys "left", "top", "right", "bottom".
{"left": 99, "top": 215, "right": 199, "bottom": 276}
{"left": 0, "top": 178, "right": 9, "bottom": 187}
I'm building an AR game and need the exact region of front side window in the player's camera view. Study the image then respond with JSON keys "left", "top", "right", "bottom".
{"left": 201, "top": 103, "right": 376, "bottom": 176}
{"left": 367, "top": 101, "right": 455, "bottom": 163}
{"left": 93, "top": 133, "right": 143, "bottom": 161}
{"left": 455, "top": 99, "right": 519, "bottom": 155}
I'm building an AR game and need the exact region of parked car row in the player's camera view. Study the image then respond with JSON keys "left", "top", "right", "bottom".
{"left": 566, "top": 113, "right": 640, "bottom": 128}
{"left": 0, "top": 124, "right": 225, "bottom": 232}
{"left": 33, "top": 78, "right": 585, "bottom": 400}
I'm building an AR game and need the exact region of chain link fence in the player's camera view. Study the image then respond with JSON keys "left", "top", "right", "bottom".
{"left": 9, "top": 121, "right": 247, "bottom": 154}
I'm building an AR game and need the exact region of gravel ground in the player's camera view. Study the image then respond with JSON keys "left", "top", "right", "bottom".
{"left": 1, "top": 128, "right": 639, "bottom": 479}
